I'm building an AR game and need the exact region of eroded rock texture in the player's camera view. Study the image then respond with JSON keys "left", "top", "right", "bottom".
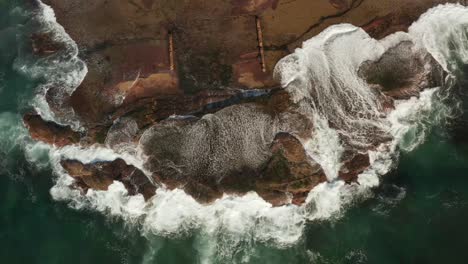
{"left": 23, "top": 113, "right": 81, "bottom": 147}
{"left": 61, "top": 158, "right": 156, "bottom": 200}
{"left": 24, "top": 0, "right": 455, "bottom": 205}
{"left": 359, "top": 41, "right": 444, "bottom": 100}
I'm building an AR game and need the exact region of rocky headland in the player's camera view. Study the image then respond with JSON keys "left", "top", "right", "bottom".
{"left": 25, "top": 0, "right": 458, "bottom": 206}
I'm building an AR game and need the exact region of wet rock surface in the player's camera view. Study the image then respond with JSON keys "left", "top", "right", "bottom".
{"left": 359, "top": 41, "right": 444, "bottom": 100}
{"left": 61, "top": 158, "right": 157, "bottom": 200}
{"left": 38, "top": 0, "right": 457, "bottom": 125}
{"left": 140, "top": 103, "right": 280, "bottom": 203}
{"left": 23, "top": 113, "right": 80, "bottom": 147}
{"left": 258, "top": 133, "right": 327, "bottom": 205}
{"left": 24, "top": 0, "right": 458, "bottom": 205}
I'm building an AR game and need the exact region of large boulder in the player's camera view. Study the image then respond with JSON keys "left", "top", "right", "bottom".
{"left": 359, "top": 41, "right": 444, "bottom": 100}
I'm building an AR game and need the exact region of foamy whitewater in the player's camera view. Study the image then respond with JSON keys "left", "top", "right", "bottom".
{"left": 16, "top": 2, "right": 468, "bottom": 261}
{"left": 14, "top": 2, "right": 87, "bottom": 130}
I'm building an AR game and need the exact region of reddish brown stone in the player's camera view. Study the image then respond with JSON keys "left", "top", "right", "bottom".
{"left": 39, "top": 0, "right": 457, "bottom": 126}
{"left": 23, "top": 113, "right": 80, "bottom": 147}
{"left": 363, "top": 13, "right": 420, "bottom": 40}
{"left": 142, "top": 0, "right": 155, "bottom": 9}
{"left": 233, "top": 52, "right": 277, "bottom": 89}
{"left": 257, "top": 133, "right": 327, "bottom": 206}
{"left": 61, "top": 158, "right": 157, "bottom": 200}
{"left": 120, "top": 72, "right": 181, "bottom": 105}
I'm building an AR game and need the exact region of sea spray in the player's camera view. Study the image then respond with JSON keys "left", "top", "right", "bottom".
{"left": 274, "top": 24, "right": 389, "bottom": 151}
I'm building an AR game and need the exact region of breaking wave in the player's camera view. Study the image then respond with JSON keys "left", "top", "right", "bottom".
{"left": 16, "top": 2, "right": 468, "bottom": 262}
{"left": 14, "top": 1, "right": 87, "bottom": 130}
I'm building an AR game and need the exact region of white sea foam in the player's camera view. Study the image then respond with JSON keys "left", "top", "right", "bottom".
{"left": 303, "top": 113, "right": 344, "bottom": 181}
{"left": 388, "top": 88, "right": 439, "bottom": 152}
{"left": 50, "top": 143, "right": 150, "bottom": 176}
{"left": 22, "top": 3, "right": 467, "bottom": 261}
{"left": 409, "top": 3, "right": 468, "bottom": 72}
{"left": 14, "top": 1, "right": 87, "bottom": 130}
{"left": 275, "top": 23, "right": 390, "bottom": 151}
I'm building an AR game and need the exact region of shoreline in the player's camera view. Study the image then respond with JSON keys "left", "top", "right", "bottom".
{"left": 19, "top": 0, "right": 468, "bottom": 247}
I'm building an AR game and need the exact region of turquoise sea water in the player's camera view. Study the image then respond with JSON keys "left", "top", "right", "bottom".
{"left": 2, "top": 1, "right": 468, "bottom": 263}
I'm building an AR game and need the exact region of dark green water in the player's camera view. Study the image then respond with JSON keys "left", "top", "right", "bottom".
{"left": 2, "top": 1, "right": 468, "bottom": 263}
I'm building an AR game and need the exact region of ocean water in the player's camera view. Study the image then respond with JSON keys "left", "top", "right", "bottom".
{"left": 2, "top": 1, "right": 468, "bottom": 263}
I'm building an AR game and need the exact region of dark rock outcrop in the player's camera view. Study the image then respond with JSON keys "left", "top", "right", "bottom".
{"left": 60, "top": 158, "right": 157, "bottom": 200}
{"left": 257, "top": 133, "right": 327, "bottom": 205}
{"left": 359, "top": 41, "right": 444, "bottom": 100}
{"left": 23, "top": 113, "right": 80, "bottom": 147}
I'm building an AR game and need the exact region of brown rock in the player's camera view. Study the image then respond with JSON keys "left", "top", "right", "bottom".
{"left": 110, "top": 88, "right": 284, "bottom": 131}
{"left": 359, "top": 41, "right": 444, "bottom": 100}
{"left": 30, "top": 0, "right": 458, "bottom": 206}
{"left": 233, "top": 52, "right": 277, "bottom": 89}
{"left": 121, "top": 72, "right": 181, "bottom": 104}
{"left": 61, "top": 160, "right": 114, "bottom": 191}
{"left": 39, "top": 0, "right": 457, "bottom": 126}
{"left": 60, "top": 158, "right": 157, "bottom": 200}
{"left": 339, "top": 151, "right": 370, "bottom": 183}
{"left": 257, "top": 133, "right": 327, "bottom": 206}
{"left": 23, "top": 113, "right": 80, "bottom": 147}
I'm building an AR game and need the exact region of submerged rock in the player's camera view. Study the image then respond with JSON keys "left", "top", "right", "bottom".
{"left": 31, "top": 32, "right": 63, "bottom": 56}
